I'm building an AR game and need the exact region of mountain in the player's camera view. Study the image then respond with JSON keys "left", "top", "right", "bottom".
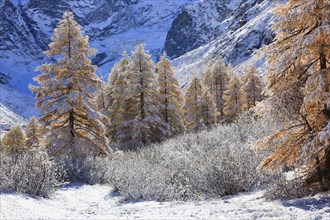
{"left": 171, "top": 0, "right": 278, "bottom": 86}
{"left": 0, "top": 0, "right": 194, "bottom": 94}
{"left": 0, "top": 0, "right": 280, "bottom": 129}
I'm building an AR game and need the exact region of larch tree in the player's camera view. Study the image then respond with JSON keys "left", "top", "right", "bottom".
{"left": 2, "top": 125, "right": 26, "bottom": 155}
{"left": 200, "top": 90, "right": 218, "bottom": 127}
{"left": 101, "top": 50, "right": 130, "bottom": 117}
{"left": 107, "top": 52, "right": 130, "bottom": 143}
{"left": 182, "top": 77, "right": 204, "bottom": 130}
{"left": 93, "top": 81, "right": 109, "bottom": 115}
{"left": 223, "top": 73, "right": 242, "bottom": 123}
{"left": 259, "top": 0, "right": 330, "bottom": 183}
{"left": 117, "top": 44, "right": 169, "bottom": 149}
{"left": 30, "top": 11, "right": 110, "bottom": 157}
{"left": 241, "top": 65, "right": 264, "bottom": 111}
{"left": 25, "top": 116, "right": 45, "bottom": 149}
{"left": 156, "top": 52, "right": 185, "bottom": 136}
{"left": 204, "top": 60, "right": 230, "bottom": 118}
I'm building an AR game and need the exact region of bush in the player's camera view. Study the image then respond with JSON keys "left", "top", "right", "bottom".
{"left": 264, "top": 174, "right": 329, "bottom": 200}
{"left": 264, "top": 177, "right": 315, "bottom": 200}
{"left": 108, "top": 115, "right": 279, "bottom": 201}
{"left": 0, "top": 148, "right": 63, "bottom": 197}
{"left": 56, "top": 155, "right": 111, "bottom": 185}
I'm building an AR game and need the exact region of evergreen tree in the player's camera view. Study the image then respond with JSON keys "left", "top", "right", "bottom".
{"left": 2, "top": 125, "right": 26, "bottom": 155}
{"left": 204, "top": 60, "right": 229, "bottom": 118}
{"left": 25, "top": 116, "right": 45, "bottom": 149}
{"left": 30, "top": 11, "right": 110, "bottom": 157}
{"left": 156, "top": 52, "right": 185, "bottom": 136}
{"left": 182, "top": 77, "right": 204, "bottom": 130}
{"left": 260, "top": 0, "right": 330, "bottom": 182}
{"left": 224, "top": 73, "right": 242, "bottom": 123}
{"left": 241, "top": 66, "right": 264, "bottom": 111}
{"left": 117, "top": 44, "right": 168, "bottom": 149}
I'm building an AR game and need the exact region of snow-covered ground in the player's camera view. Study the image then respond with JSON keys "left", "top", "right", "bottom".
{"left": 1, "top": 183, "right": 329, "bottom": 219}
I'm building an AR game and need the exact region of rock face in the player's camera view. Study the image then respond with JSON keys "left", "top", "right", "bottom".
{"left": 164, "top": 0, "right": 274, "bottom": 60}
{"left": 164, "top": 0, "right": 239, "bottom": 58}
{"left": 0, "top": 0, "right": 43, "bottom": 59}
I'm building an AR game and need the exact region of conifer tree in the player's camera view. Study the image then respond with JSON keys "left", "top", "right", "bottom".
{"left": 156, "top": 52, "right": 185, "bottom": 136}
{"left": 241, "top": 66, "right": 264, "bottom": 111}
{"left": 25, "top": 116, "right": 45, "bottom": 149}
{"left": 204, "top": 60, "right": 230, "bottom": 118}
{"left": 200, "top": 90, "right": 218, "bottom": 127}
{"left": 94, "top": 81, "right": 109, "bottom": 114}
{"left": 182, "top": 77, "right": 204, "bottom": 130}
{"left": 203, "top": 68, "right": 213, "bottom": 95}
{"left": 2, "top": 125, "right": 26, "bottom": 155}
{"left": 108, "top": 53, "right": 130, "bottom": 142}
{"left": 224, "top": 73, "right": 242, "bottom": 123}
{"left": 30, "top": 11, "right": 110, "bottom": 157}
{"left": 117, "top": 44, "right": 168, "bottom": 149}
{"left": 260, "top": 0, "right": 330, "bottom": 182}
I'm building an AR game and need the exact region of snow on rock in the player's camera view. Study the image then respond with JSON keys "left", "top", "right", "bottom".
{"left": 173, "top": 0, "right": 278, "bottom": 86}
{"left": 1, "top": 183, "right": 329, "bottom": 219}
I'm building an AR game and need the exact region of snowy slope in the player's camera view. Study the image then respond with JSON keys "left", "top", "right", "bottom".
{"left": 0, "top": 84, "right": 34, "bottom": 131}
{"left": 173, "top": 0, "right": 278, "bottom": 87}
{"left": 1, "top": 183, "right": 329, "bottom": 219}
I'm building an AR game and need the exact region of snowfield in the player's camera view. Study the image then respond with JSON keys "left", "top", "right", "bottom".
{"left": 1, "top": 183, "right": 329, "bottom": 219}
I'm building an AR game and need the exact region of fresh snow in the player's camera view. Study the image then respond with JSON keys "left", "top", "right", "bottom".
{"left": 1, "top": 183, "right": 329, "bottom": 219}
{"left": 0, "top": 84, "right": 35, "bottom": 132}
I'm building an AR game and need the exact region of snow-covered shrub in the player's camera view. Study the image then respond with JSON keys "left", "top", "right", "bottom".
{"left": 0, "top": 148, "right": 63, "bottom": 197}
{"left": 108, "top": 114, "right": 279, "bottom": 201}
{"left": 264, "top": 177, "right": 314, "bottom": 200}
{"left": 56, "top": 155, "right": 111, "bottom": 185}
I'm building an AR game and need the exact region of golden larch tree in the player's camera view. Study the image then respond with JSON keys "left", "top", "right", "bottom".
{"left": 30, "top": 11, "right": 110, "bottom": 157}
{"left": 241, "top": 65, "right": 264, "bottom": 111}
{"left": 260, "top": 0, "right": 330, "bottom": 183}
{"left": 223, "top": 73, "right": 242, "bottom": 123}
{"left": 203, "top": 59, "right": 230, "bottom": 118}
{"left": 156, "top": 52, "right": 185, "bottom": 136}
{"left": 25, "top": 116, "right": 46, "bottom": 149}
{"left": 200, "top": 90, "right": 218, "bottom": 127}
{"left": 116, "top": 44, "right": 169, "bottom": 149}
{"left": 2, "top": 125, "right": 26, "bottom": 155}
{"left": 182, "top": 77, "right": 204, "bottom": 130}
{"left": 107, "top": 52, "right": 130, "bottom": 143}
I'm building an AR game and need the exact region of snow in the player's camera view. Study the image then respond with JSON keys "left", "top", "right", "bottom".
{"left": 173, "top": 0, "right": 278, "bottom": 87}
{"left": 0, "top": 84, "right": 35, "bottom": 131}
{"left": 1, "top": 183, "right": 329, "bottom": 219}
